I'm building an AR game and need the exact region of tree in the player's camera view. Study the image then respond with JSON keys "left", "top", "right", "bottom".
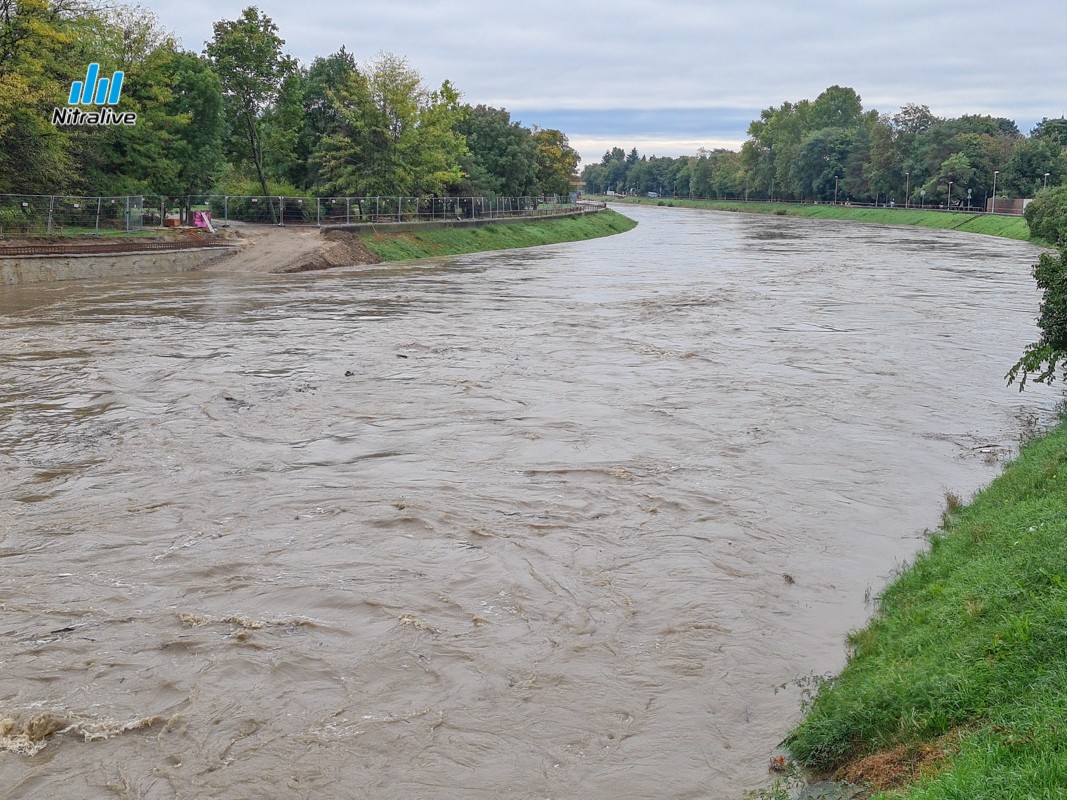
{"left": 54, "top": 4, "right": 225, "bottom": 203}
{"left": 164, "top": 52, "right": 225, "bottom": 198}
{"left": 917, "top": 152, "right": 975, "bottom": 206}
{"left": 205, "top": 6, "right": 294, "bottom": 218}
{"left": 0, "top": 0, "right": 81, "bottom": 192}
{"left": 1008, "top": 245, "right": 1067, "bottom": 388}
{"left": 745, "top": 99, "right": 813, "bottom": 199}
{"left": 865, "top": 118, "right": 905, "bottom": 203}
{"left": 313, "top": 53, "right": 467, "bottom": 197}
{"left": 260, "top": 68, "right": 306, "bottom": 187}
{"left": 455, "top": 105, "right": 536, "bottom": 196}
{"left": 891, "top": 103, "right": 937, "bottom": 136}
{"left": 530, "top": 127, "right": 578, "bottom": 196}
{"left": 1023, "top": 185, "right": 1067, "bottom": 245}
{"left": 1004, "top": 138, "right": 1064, "bottom": 198}
{"left": 809, "top": 85, "right": 864, "bottom": 131}
{"left": 792, "top": 127, "right": 857, "bottom": 200}
{"left": 1032, "top": 117, "right": 1067, "bottom": 148}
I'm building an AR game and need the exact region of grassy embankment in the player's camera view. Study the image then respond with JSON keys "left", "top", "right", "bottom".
{"left": 767, "top": 418, "right": 1067, "bottom": 799}
{"left": 358, "top": 209, "right": 636, "bottom": 261}
{"left": 592, "top": 196, "right": 1033, "bottom": 242}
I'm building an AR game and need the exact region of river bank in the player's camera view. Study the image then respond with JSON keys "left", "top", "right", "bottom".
{"left": 761, "top": 413, "right": 1067, "bottom": 800}
{"left": 594, "top": 196, "right": 1033, "bottom": 242}
{"left": 0, "top": 209, "right": 636, "bottom": 283}
{"left": 210, "top": 207, "right": 636, "bottom": 272}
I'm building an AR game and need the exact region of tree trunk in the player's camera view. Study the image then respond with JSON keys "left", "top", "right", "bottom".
{"left": 245, "top": 112, "right": 276, "bottom": 224}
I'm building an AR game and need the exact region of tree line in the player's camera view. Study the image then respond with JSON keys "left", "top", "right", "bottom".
{"left": 0, "top": 1, "right": 580, "bottom": 203}
{"left": 581, "top": 86, "right": 1067, "bottom": 207}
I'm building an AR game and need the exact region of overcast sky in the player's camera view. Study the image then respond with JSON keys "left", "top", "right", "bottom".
{"left": 149, "top": 0, "right": 1065, "bottom": 166}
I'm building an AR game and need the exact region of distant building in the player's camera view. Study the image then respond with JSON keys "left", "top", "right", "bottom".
{"left": 986, "top": 198, "right": 1029, "bottom": 214}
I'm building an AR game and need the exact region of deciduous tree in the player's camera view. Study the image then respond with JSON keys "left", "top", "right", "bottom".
{"left": 205, "top": 6, "right": 294, "bottom": 218}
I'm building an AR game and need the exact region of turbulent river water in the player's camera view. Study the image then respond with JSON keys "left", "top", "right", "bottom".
{"left": 0, "top": 205, "right": 1059, "bottom": 799}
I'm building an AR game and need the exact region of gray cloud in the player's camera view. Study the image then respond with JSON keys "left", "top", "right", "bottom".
{"left": 153, "top": 0, "right": 1067, "bottom": 163}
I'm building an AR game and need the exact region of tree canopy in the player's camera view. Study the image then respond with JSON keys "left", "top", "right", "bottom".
{"left": 581, "top": 89, "right": 1063, "bottom": 210}
{"left": 0, "top": 2, "right": 581, "bottom": 203}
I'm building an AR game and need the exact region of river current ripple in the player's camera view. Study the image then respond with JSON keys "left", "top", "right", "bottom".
{"left": 0, "top": 206, "right": 1058, "bottom": 798}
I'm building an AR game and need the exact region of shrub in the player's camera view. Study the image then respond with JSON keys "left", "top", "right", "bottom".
{"left": 1008, "top": 246, "right": 1067, "bottom": 387}
{"left": 1023, "top": 186, "right": 1067, "bottom": 244}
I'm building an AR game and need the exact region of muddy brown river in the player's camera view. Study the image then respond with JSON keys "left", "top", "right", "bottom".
{"left": 0, "top": 206, "right": 1059, "bottom": 798}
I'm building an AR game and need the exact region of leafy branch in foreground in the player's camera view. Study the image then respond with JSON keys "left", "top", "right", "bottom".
{"left": 1007, "top": 247, "right": 1067, "bottom": 389}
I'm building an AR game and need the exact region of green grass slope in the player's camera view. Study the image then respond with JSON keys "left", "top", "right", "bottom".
{"left": 784, "top": 420, "right": 1067, "bottom": 799}
{"left": 359, "top": 209, "right": 636, "bottom": 261}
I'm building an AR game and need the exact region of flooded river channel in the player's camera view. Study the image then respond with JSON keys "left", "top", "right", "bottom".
{"left": 0, "top": 206, "right": 1059, "bottom": 798}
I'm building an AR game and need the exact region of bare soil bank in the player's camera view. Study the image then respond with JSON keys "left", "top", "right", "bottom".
{"left": 202, "top": 225, "right": 380, "bottom": 274}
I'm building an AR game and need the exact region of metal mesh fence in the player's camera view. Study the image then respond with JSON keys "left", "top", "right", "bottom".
{"left": 198, "top": 195, "right": 587, "bottom": 225}
{"left": 0, "top": 195, "right": 146, "bottom": 236}
{"left": 1, "top": 194, "right": 600, "bottom": 237}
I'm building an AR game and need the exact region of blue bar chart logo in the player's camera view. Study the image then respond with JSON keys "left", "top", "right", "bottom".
{"left": 68, "top": 63, "right": 125, "bottom": 105}
{"left": 52, "top": 63, "right": 137, "bottom": 126}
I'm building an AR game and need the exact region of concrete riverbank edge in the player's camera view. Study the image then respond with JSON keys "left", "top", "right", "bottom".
{"left": 0, "top": 245, "right": 236, "bottom": 285}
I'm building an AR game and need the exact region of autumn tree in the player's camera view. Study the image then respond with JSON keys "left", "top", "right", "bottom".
{"left": 0, "top": 0, "right": 81, "bottom": 192}
{"left": 530, "top": 127, "right": 578, "bottom": 196}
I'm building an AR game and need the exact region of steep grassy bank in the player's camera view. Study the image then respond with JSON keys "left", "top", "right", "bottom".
{"left": 779, "top": 418, "right": 1067, "bottom": 799}
{"left": 358, "top": 209, "right": 637, "bottom": 261}
{"left": 594, "top": 196, "right": 1032, "bottom": 242}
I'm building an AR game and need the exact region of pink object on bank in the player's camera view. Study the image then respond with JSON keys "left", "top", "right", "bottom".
{"left": 193, "top": 211, "right": 215, "bottom": 233}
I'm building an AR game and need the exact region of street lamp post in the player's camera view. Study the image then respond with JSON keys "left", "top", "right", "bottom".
{"left": 948, "top": 181, "right": 953, "bottom": 209}
{"left": 834, "top": 176, "right": 839, "bottom": 205}
{"left": 991, "top": 170, "right": 999, "bottom": 214}
{"left": 920, "top": 188, "right": 926, "bottom": 209}
{"left": 905, "top": 171, "right": 910, "bottom": 208}
{"left": 1045, "top": 172, "right": 1051, "bottom": 190}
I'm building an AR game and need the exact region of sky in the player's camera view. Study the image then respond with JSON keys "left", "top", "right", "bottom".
{"left": 149, "top": 0, "right": 1067, "bottom": 167}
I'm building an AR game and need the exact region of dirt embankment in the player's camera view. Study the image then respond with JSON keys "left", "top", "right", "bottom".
{"left": 204, "top": 224, "right": 380, "bottom": 274}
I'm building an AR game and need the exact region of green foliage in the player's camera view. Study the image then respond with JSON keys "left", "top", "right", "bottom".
{"left": 454, "top": 104, "right": 537, "bottom": 197}
{"left": 792, "top": 127, "right": 857, "bottom": 200}
{"left": 1032, "top": 117, "right": 1067, "bottom": 148}
{"left": 531, "top": 126, "right": 579, "bottom": 196}
{"left": 312, "top": 53, "right": 467, "bottom": 197}
{"left": 0, "top": 0, "right": 80, "bottom": 192}
{"left": 783, "top": 420, "right": 1067, "bottom": 799}
{"left": 1008, "top": 246, "right": 1067, "bottom": 388}
{"left": 586, "top": 86, "right": 1054, "bottom": 209}
{"left": 206, "top": 173, "right": 310, "bottom": 223}
{"left": 1023, "top": 186, "right": 1067, "bottom": 245}
{"left": 1005, "top": 139, "right": 1063, "bottom": 198}
{"left": 205, "top": 6, "right": 294, "bottom": 210}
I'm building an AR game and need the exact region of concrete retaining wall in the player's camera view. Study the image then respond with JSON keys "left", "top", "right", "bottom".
{"left": 1, "top": 246, "right": 234, "bottom": 285}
